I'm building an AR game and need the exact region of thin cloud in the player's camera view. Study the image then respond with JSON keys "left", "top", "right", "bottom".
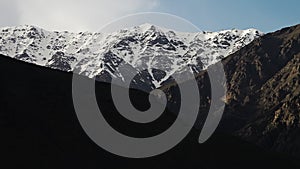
{"left": 0, "top": 0, "right": 21, "bottom": 28}
{"left": 15, "top": 0, "right": 160, "bottom": 32}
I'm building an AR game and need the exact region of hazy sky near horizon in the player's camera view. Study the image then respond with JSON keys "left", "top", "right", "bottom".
{"left": 1, "top": 0, "right": 299, "bottom": 32}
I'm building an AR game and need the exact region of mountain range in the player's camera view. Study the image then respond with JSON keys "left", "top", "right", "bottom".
{"left": 0, "top": 24, "right": 262, "bottom": 90}
{"left": 1, "top": 23, "right": 300, "bottom": 168}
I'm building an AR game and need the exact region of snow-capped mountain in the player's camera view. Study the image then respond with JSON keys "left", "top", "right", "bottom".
{"left": 0, "top": 24, "right": 263, "bottom": 90}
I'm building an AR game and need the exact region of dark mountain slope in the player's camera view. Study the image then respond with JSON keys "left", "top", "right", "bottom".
{"left": 162, "top": 24, "right": 300, "bottom": 157}
{"left": 236, "top": 46, "right": 300, "bottom": 156}
{"left": 0, "top": 55, "right": 299, "bottom": 169}
{"left": 223, "top": 24, "right": 300, "bottom": 156}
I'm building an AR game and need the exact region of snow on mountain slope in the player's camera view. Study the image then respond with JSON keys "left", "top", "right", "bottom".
{"left": 0, "top": 24, "right": 263, "bottom": 90}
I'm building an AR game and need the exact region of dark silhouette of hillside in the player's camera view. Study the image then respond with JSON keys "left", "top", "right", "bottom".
{"left": 0, "top": 54, "right": 299, "bottom": 169}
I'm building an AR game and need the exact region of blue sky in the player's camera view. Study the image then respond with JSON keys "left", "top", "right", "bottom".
{"left": 1, "top": 0, "right": 299, "bottom": 32}
{"left": 154, "top": 0, "right": 300, "bottom": 32}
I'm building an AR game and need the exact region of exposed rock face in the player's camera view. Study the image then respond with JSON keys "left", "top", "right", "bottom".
{"left": 222, "top": 25, "right": 300, "bottom": 156}
{"left": 162, "top": 24, "right": 300, "bottom": 156}
{"left": 235, "top": 51, "right": 300, "bottom": 156}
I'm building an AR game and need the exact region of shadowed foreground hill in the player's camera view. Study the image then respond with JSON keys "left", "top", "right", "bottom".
{"left": 0, "top": 54, "right": 299, "bottom": 169}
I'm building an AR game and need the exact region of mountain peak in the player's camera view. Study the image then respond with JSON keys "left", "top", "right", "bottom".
{"left": 132, "top": 23, "right": 167, "bottom": 34}
{"left": 138, "top": 23, "right": 157, "bottom": 30}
